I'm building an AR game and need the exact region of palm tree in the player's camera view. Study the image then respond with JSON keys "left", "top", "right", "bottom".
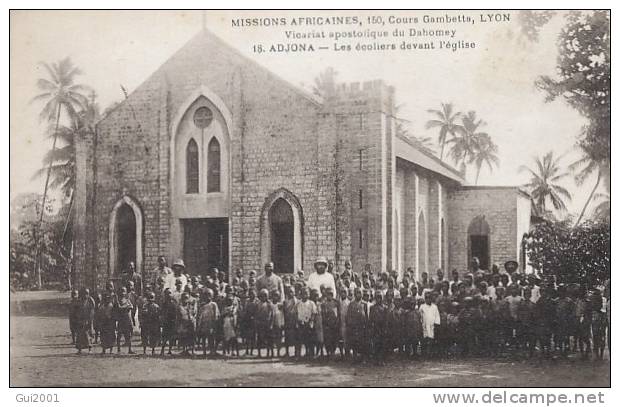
{"left": 31, "top": 57, "right": 89, "bottom": 287}
{"left": 470, "top": 133, "right": 499, "bottom": 185}
{"left": 519, "top": 152, "right": 573, "bottom": 213}
{"left": 425, "top": 103, "right": 462, "bottom": 160}
{"left": 447, "top": 111, "right": 486, "bottom": 177}
{"left": 569, "top": 146, "right": 610, "bottom": 225}
{"left": 592, "top": 191, "right": 610, "bottom": 222}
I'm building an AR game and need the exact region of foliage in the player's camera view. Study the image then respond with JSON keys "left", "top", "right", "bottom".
{"left": 535, "top": 11, "right": 610, "bottom": 163}
{"left": 32, "top": 57, "right": 90, "bottom": 121}
{"left": 569, "top": 145, "right": 609, "bottom": 225}
{"left": 524, "top": 219, "right": 610, "bottom": 287}
{"left": 10, "top": 194, "right": 70, "bottom": 289}
{"left": 470, "top": 133, "right": 499, "bottom": 185}
{"left": 30, "top": 57, "right": 89, "bottom": 286}
{"left": 425, "top": 103, "right": 462, "bottom": 160}
{"left": 519, "top": 151, "right": 572, "bottom": 213}
{"left": 517, "top": 11, "right": 557, "bottom": 42}
{"left": 33, "top": 99, "right": 100, "bottom": 199}
{"left": 446, "top": 111, "right": 499, "bottom": 182}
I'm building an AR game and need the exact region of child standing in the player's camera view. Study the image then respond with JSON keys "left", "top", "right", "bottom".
{"left": 338, "top": 288, "right": 351, "bottom": 358}
{"left": 116, "top": 286, "right": 135, "bottom": 354}
{"left": 419, "top": 293, "right": 440, "bottom": 358}
{"left": 321, "top": 287, "right": 340, "bottom": 358}
{"left": 160, "top": 289, "right": 177, "bottom": 355}
{"left": 369, "top": 291, "right": 389, "bottom": 364}
{"left": 255, "top": 289, "right": 274, "bottom": 358}
{"left": 283, "top": 286, "right": 298, "bottom": 357}
{"left": 295, "top": 287, "right": 317, "bottom": 358}
{"left": 176, "top": 292, "right": 196, "bottom": 356}
{"left": 591, "top": 289, "right": 607, "bottom": 359}
{"left": 68, "top": 289, "right": 80, "bottom": 345}
{"left": 139, "top": 291, "right": 161, "bottom": 355}
{"left": 222, "top": 294, "right": 239, "bottom": 356}
{"left": 517, "top": 288, "right": 536, "bottom": 357}
{"left": 575, "top": 285, "right": 592, "bottom": 358}
{"left": 242, "top": 288, "right": 259, "bottom": 356}
{"left": 346, "top": 287, "right": 369, "bottom": 361}
{"left": 310, "top": 288, "right": 324, "bottom": 357}
{"left": 92, "top": 292, "right": 103, "bottom": 344}
{"left": 75, "top": 289, "right": 94, "bottom": 354}
{"left": 271, "top": 291, "right": 285, "bottom": 357}
{"left": 196, "top": 288, "right": 219, "bottom": 356}
{"left": 96, "top": 294, "right": 117, "bottom": 354}
{"left": 555, "top": 285, "right": 575, "bottom": 356}
{"left": 403, "top": 297, "right": 421, "bottom": 358}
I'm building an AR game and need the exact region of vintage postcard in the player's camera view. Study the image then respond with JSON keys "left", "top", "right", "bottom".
{"left": 9, "top": 9, "right": 610, "bottom": 391}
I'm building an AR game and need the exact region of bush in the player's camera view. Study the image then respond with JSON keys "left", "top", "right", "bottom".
{"left": 524, "top": 219, "right": 610, "bottom": 287}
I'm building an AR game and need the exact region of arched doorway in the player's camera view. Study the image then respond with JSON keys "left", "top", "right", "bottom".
{"left": 260, "top": 189, "right": 304, "bottom": 274}
{"left": 468, "top": 216, "right": 490, "bottom": 271}
{"left": 270, "top": 198, "right": 294, "bottom": 274}
{"left": 418, "top": 211, "right": 427, "bottom": 277}
{"left": 109, "top": 196, "right": 143, "bottom": 276}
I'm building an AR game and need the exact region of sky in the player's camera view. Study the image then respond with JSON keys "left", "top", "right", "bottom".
{"left": 10, "top": 10, "right": 602, "bottom": 218}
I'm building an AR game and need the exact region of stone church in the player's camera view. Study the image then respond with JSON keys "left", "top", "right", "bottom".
{"left": 72, "top": 29, "right": 532, "bottom": 290}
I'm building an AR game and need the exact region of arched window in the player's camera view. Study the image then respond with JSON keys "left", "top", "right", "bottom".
{"left": 186, "top": 138, "right": 199, "bottom": 194}
{"left": 207, "top": 137, "right": 221, "bottom": 192}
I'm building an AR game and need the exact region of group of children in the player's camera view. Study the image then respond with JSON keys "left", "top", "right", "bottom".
{"left": 68, "top": 258, "right": 610, "bottom": 363}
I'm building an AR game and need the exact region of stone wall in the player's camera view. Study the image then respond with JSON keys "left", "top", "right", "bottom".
{"left": 447, "top": 187, "right": 529, "bottom": 273}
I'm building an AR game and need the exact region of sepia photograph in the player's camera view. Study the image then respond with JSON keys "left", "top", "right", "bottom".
{"left": 9, "top": 9, "right": 611, "bottom": 389}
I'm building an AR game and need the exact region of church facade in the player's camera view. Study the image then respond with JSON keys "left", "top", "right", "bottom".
{"left": 72, "top": 30, "right": 531, "bottom": 290}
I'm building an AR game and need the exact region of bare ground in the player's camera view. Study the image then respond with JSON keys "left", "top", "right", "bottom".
{"left": 10, "top": 291, "right": 610, "bottom": 387}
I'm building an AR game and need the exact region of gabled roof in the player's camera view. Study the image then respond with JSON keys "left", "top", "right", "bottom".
{"left": 395, "top": 133, "right": 466, "bottom": 184}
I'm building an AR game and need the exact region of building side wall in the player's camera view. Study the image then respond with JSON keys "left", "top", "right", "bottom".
{"left": 447, "top": 188, "right": 520, "bottom": 273}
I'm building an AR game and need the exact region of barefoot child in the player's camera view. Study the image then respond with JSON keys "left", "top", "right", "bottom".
{"left": 310, "top": 288, "right": 324, "bottom": 357}
{"left": 321, "top": 287, "right": 340, "bottom": 358}
{"left": 271, "top": 291, "right": 285, "bottom": 357}
{"left": 75, "top": 289, "right": 94, "bottom": 354}
{"left": 139, "top": 291, "right": 161, "bottom": 355}
{"left": 419, "top": 292, "right": 440, "bottom": 358}
{"left": 255, "top": 289, "right": 274, "bottom": 358}
{"left": 295, "top": 287, "right": 317, "bottom": 357}
{"left": 116, "top": 286, "right": 135, "bottom": 354}
{"left": 176, "top": 292, "right": 196, "bottom": 356}
{"left": 160, "top": 289, "right": 177, "bottom": 355}
{"left": 283, "top": 286, "right": 298, "bottom": 357}
{"left": 222, "top": 294, "right": 239, "bottom": 356}
{"left": 96, "top": 295, "right": 116, "bottom": 354}
{"left": 69, "top": 289, "right": 79, "bottom": 344}
{"left": 346, "top": 287, "right": 370, "bottom": 361}
{"left": 196, "top": 288, "right": 219, "bottom": 356}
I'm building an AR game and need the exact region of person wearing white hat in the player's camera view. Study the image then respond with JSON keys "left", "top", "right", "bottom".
{"left": 307, "top": 257, "right": 336, "bottom": 294}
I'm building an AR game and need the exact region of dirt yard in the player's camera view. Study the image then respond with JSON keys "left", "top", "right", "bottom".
{"left": 10, "top": 291, "right": 610, "bottom": 387}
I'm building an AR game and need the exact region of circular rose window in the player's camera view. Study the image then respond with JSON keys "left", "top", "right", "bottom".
{"left": 193, "top": 106, "right": 213, "bottom": 129}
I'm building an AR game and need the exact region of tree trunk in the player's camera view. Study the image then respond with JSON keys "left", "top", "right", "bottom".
{"left": 62, "top": 189, "right": 75, "bottom": 244}
{"left": 575, "top": 171, "right": 601, "bottom": 226}
{"left": 440, "top": 142, "right": 445, "bottom": 160}
{"left": 475, "top": 166, "right": 481, "bottom": 185}
{"left": 34, "top": 104, "right": 62, "bottom": 289}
